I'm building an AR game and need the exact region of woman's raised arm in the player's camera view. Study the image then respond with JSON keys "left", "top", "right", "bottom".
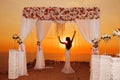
{"left": 58, "top": 36, "right": 66, "bottom": 44}
{"left": 71, "top": 30, "right": 76, "bottom": 42}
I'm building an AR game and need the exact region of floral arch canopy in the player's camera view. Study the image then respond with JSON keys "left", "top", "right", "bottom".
{"left": 23, "top": 7, "right": 100, "bottom": 21}
{"left": 17, "top": 7, "right": 100, "bottom": 72}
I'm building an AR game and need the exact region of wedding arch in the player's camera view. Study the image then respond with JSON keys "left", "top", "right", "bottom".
{"left": 12, "top": 7, "right": 100, "bottom": 77}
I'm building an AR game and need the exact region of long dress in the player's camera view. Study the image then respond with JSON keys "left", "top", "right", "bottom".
{"left": 61, "top": 49, "right": 75, "bottom": 74}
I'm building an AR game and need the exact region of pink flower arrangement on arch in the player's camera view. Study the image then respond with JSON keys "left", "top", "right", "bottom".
{"left": 23, "top": 7, "right": 100, "bottom": 21}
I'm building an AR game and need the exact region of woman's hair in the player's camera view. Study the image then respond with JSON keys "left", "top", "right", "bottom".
{"left": 66, "top": 37, "right": 70, "bottom": 41}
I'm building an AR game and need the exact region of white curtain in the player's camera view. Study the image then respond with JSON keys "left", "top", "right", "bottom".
{"left": 34, "top": 20, "right": 52, "bottom": 69}
{"left": 18, "top": 17, "right": 37, "bottom": 76}
{"left": 75, "top": 19, "right": 100, "bottom": 55}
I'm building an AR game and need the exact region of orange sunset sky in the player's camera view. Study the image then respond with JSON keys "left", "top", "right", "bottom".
{"left": 0, "top": 0, "right": 120, "bottom": 59}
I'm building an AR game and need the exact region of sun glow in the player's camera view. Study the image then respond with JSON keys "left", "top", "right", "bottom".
{"left": 59, "top": 38, "right": 66, "bottom": 49}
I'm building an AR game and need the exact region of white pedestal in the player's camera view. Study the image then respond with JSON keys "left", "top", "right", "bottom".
{"left": 8, "top": 49, "right": 18, "bottom": 79}
{"left": 8, "top": 49, "right": 28, "bottom": 79}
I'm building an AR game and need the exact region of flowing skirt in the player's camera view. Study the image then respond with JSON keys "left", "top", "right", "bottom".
{"left": 61, "top": 49, "right": 75, "bottom": 74}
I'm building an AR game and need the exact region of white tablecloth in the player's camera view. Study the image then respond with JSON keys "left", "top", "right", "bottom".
{"left": 99, "top": 55, "right": 112, "bottom": 80}
{"left": 112, "top": 58, "right": 120, "bottom": 80}
{"left": 8, "top": 49, "right": 28, "bottom": 79}
{"left": 90, "top": 55, "right": 120, "bottom": 80}
{"left": 8, "top": 49, "right": 18, "bottom": 79}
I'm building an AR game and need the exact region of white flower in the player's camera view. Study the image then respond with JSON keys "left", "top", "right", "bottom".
{"left": 17, "top": 39, "right": 23, "bottom": 44}
{"left": 12, "top": 34, "right": 19, "bottom": 40}
{"left": 91, "top": 38, "right": 99, "bottom": 48}
{"left": 101, "top": 34, "right": 111, "bottom": 42}
{"left": 92, "top": 39, "right": 97, "bottom": 43}
{"left": 113, "top": 28, "right": 120, "bottom": 37}
{"left": 37, "top": 41, "right": 40, "bottom": 46}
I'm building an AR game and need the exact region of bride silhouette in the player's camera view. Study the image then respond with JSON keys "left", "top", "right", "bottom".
{"left": 58, "top": 30, "right": 76, "bottom": 73}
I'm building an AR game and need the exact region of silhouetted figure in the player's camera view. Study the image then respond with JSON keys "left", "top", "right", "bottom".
{"left": 58, "top": 30, "right": 76, "bottom": 73}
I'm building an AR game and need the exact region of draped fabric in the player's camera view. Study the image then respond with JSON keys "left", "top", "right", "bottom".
{"left": 34, "top": 20, "right": 52, "bottom": 69}
{"left": 18, "top": 44, "right": 28, "bottom": 76}
{"left": 56, "top": 22, "right": 65, "bottom": 36}
{"left": 75, "top": 19, "right": 100, "bottom": 55}
{"left": 18, "top": 17, "right": 37, "bottom": 76}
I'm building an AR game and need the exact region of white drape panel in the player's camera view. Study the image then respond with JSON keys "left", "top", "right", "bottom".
{"left": 34, "top": 20, "right": 52, "bottom": 69}
{"left": 75, "top": 19, "right": 100, "bottom": 44}
{"left": 75, "top": 19, "right": 100, "bottom": 54}
{"left": 18, "top": 17, "right": 37, "bottom": 76}
{"left": 20, "top": 17, "right": 37, "bottom": 41}
{"left": 19, "top": 17, "right": 37, "bottom": 52}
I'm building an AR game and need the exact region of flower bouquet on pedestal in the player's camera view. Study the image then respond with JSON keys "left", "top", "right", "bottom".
{"left": 113, "top": 28, "right": 120, "bottom": 57}
{"left": 17, "top": 38, "right": 23, "bottom": 45}
{"left": 101, "top": 34, "right": 111, "bottom": 55}
{"left": 91, "top": 38, "right": 100, "bottom": 55}
{"left": 12, "top": 34, "right": 19, "bottom": 49}
{"left": 12, "top": 34, "right": 23, "bottom": 50}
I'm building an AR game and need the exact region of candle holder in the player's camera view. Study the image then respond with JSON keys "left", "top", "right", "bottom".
{"left": 101, "top": 34, "right": 111, "bottom": 55}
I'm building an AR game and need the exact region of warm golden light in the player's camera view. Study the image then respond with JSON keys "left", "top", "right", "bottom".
{"left": 59, "top": 38, "right": 66, "bottom": 49}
